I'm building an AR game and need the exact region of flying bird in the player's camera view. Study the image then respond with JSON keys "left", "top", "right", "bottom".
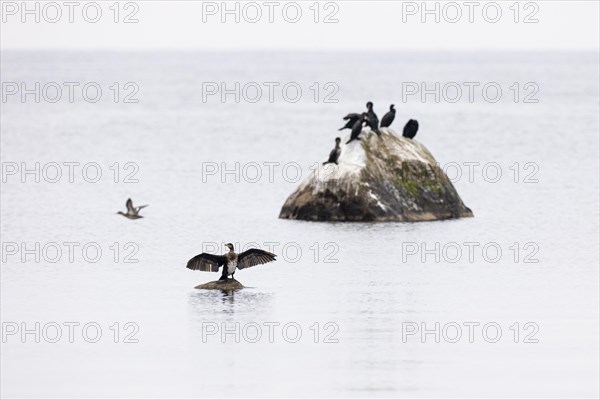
{"left": 380, "top": 104, "right": 396, "bottom": 128}
{"left": 117, "top": 198, "right": 148, "bottom": 219}
{"left": 187, "top": 243, "right": 277, "bottom": 281}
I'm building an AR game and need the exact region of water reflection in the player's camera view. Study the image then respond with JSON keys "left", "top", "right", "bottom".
{"left": 187, "top": 289, "right": 237, "bottom": 316}
{"left": 187, "top": 288, "right": 274, "bottom": 320}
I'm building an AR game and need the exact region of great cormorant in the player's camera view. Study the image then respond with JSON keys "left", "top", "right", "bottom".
{"left": 186, "top": 243, "right": 277, "bottom": 281}
{"left": 346, "top": 113, "right": 367, "bottom": 144}
{"left": 338, "top": 113, "right": 363, "bottom": 131}
{"left": 403, "top": 119, "right": 419, "bottom": 139}
{"left": 323, "top": 137, "right": 342, "bottom": 165}
{"left": 365, "top": 101, "right": 380, "bottom": 135}
{"left": 380, "top": 104, "right": 396, "bottom": 128}
{"left": 117, "top": 198, "right": 148, "bottom": 219}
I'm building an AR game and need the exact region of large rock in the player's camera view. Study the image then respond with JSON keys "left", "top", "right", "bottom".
{"left": 195, "top": 279, "right": 244, "bottom": 290}
{"left": 279, "top": 128, "right": 473, "bottom": 222}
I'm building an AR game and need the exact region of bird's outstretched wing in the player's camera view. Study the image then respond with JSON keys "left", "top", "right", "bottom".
{"left": 126, "top": 198, "right": 134, "bottom": 213}
{"left": 136, "top": 205, "right": 149, "bottom": 211}
{"left": 186, "top": 253, "right": 227, "bottom": 272}
{"left": 343, "top": 113, "right": 361, "bottom": 121}
{"left": 237, "top": 249, "right": 277, "bottom": 270}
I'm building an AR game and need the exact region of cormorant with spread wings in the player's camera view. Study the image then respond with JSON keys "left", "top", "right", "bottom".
{"left": 186, "top": 243, "right": 277, "bottom": 281}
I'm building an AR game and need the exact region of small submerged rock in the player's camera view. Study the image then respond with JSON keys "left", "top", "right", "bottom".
{"left": 195, "top": 278, "right": 244, "bottom": 290}
{"left": 279, "top": 128, "right": 473, "bottom": 222}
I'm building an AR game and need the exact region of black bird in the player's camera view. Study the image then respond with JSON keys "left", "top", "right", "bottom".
{"left": 338, "top": 113, "right": 363, "bottom": 131}
{"left": 346, "top": 113, "right": 367, "bottom": 144}
{"left": 323, "top": 137, "right": 342, "bottom": 165}
{"left": 380, "top": 104, "right": 396, "bottom": 128}
{"left": 365, "top": 101, "right": 380, "bottom": 135}
{"left": 187, "top": 243, "right": 277, "bottom": 281}
{"left": 403, "top": 119, "right": 419, "bottom": 139}
{"left": 117, "top": 198, "right": 148, "bottom": 219}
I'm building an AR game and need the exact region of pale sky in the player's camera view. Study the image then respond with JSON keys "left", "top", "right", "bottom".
{"left": 1, "top": 0, "right": 599, "bottom": 51}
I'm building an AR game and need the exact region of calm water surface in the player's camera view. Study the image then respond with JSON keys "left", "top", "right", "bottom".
{"left": 1, "top": 51, "right": 598, "bottom": 398}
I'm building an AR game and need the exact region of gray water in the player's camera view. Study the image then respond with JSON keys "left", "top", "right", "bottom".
{"left": 1, "top": 51, "right": 599, "bottom": 398}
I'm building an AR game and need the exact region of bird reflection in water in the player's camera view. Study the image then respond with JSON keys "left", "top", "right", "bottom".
{"left": 188, "top": 290, "right": 236, "bottom": 316}
{"left": 187, "top": 288, "right": 273, "bottom": 319}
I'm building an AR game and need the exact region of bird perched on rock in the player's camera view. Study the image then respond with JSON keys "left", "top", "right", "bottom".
{"left": 380, "top": 104, "right": 396, "bottom": 128}
{"left": 117, "top": 198, "right": 148, "bottom": 219}
{"left": 338, "top": 113, "right": 364, "bottom": 131}
{"left": 323, "top": 137, "right": 342, "bottom": 165}
{"left": 403, "top": 119, "right": 419, "bottom": 139}
{"left": 365, "top": 101, "right": 380, "bottom": 136}
{"left": 346, "top": 113, "right": 367, "bottom": 144}
{"left": 186, "top": 243, "right": 277, "bottom": 281}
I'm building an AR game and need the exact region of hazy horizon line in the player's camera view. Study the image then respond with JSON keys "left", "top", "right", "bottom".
{"left": 2, "top": 48, "right": 598, "bottom": 53}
